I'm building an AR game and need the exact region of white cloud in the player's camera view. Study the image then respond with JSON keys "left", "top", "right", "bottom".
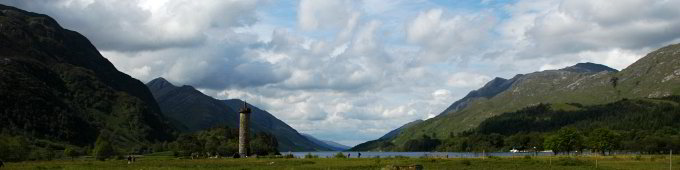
{"left": 298, "top": 0, "right": 354, "bottom": 31}
{"left": 130, "top": 65, "right": 151, "bottom": 78}
{"left": 406, "top": 8, "right": 497, "bottom": 64}
{"left": 432, "top": 89, "right": 451, "bottom": 100}
{"left": 2, "top": 0, "right": 261, "bottom": 51}
{"left": 505, "top": 0, "right": 680, "bottom": 58}
{"left": 446, "top": 72, "right": 493, "bottom": 88}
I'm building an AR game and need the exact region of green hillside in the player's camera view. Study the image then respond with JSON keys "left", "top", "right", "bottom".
{"left": 435, "top": 96, "right": 680, "bottom": 154}
{"left": 0, "top": 4, "right": 175, "bottom": 160}
{"left": 365, "top": 43, "right": 680, "bottom": 151}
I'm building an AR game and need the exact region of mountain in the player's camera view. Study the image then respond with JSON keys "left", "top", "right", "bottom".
{"left": 301, "top": 133, "right": 350, "bottom": 151}
{"left": 378, "top": 119, "right": 423, "bottom": 140}
{"left": 348, "top": 119, "right": 422, "bottom": 151}
{"left": 360, "top": 43, "right": 680, "bottom": 151}
{"left": 0, "top": 4, "right": 174, "bottom": 148}
{"left": 146, "top": 77, "right": 332, "bottom": 151}
{"left": 559, "top": 62, "right": 619, "bottom": 73}
{"left": 147, "top": 77, "right": 236, "bottom": 132}
{"left": 435, "top": 96, "right": 680, "bottom": 153}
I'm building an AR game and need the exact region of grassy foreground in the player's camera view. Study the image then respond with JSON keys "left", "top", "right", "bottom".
{"left": 4, "top": 155, "right": 678, "bottom": 170}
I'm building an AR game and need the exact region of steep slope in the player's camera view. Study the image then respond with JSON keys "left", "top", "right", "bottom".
{"left": 378, "top": 119, "right": 423, "bottom": 140}
{"left": 147, "top": 78, "right": 237, "bottom": 132}
{"left": 146, "top": 78, "right": 332, "bottom": 151}
{"left": 382, "top": 43, "right": 680, "bottom": 150}
{"left": 301, "top": 133, "right": 350, "bottom": 151}
{"left": 0, "top": 4, "right": 174, "bottom": 147}
{"left": 349, "top": 119, "right": 423, "bottom": 151}
{"left": 439, "top": 77, "right": 520, "bottom": 115}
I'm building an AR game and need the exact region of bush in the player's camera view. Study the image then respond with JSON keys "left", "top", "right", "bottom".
{"left": 64, "top": 148, "right": 79, "bottom": 160}
{"left": 633, "top": 155, "right": 642, "bottom": 161}
{"left": 283, "top": 153, "right": 295, "bottom": 158}
{"left": 28, "top": 147, "right": 54, "bottom": 161}
{"left": 334, "top": 152, "right": 347, "bottom": 158}
{"left": 0, "top": 134, "right": 30, "bottom": 162}
{"left": 304, "top": 153, "right": 318, "bottom": 158}
{"left": 93, "top": 135, "right": 115, "bottom": 161}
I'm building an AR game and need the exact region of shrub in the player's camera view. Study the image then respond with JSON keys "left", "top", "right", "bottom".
{"left": 334, "top": 152, "right": 347, "bottom": 158}
{"left": 28, "top": 147, "right": 54, "bottom": 161}
{"left": 93, "top": 136, "right": 115, "bottom": 161}
{"left": 64, "top": 148, "right": 79, "bottom": 160}
{"left": 0, "top": 135, "right": 30, "bottom": 162}
{"left": 283, "top": 153, "right": 295, "bottom": 158}
{"left": 304, "top": 153, "right": 318, "bottom": 158}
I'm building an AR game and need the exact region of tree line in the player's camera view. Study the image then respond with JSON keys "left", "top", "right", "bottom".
{"left": 0, "top": 125, "right": 279, "bottom": 162}
{"left": 397, "top": 96, "right": 680, "bottom": 154}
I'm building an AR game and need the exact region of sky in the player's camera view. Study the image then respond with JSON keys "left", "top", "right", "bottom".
{"left": 3, "top": 0, "right": 680, "bottom": 146}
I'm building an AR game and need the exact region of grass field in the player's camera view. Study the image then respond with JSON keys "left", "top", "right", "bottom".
{"left": 4, "top": 155, "right": 678, "bottom": 170}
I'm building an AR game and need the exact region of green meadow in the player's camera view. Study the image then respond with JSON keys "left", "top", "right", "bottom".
{"left": 4, "top": 155, "right": 677, "bottom": 170}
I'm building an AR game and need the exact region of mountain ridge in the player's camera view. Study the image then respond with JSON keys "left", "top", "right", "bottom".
{"left": 357, "top": 45, "right": 680, "bottom": 151}
{"left": 301, "top": 133, "right": 351, "bottom": 151}
{"left": 146, "top": 77, "right": 333, "bottom": 151}
{"left": 0, "top": 4, "right": 174, "bottom": 148}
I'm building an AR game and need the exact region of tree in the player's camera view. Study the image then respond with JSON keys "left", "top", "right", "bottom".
{"left": 0, "top": 134, "right": 30, "bottom": 162}
{"left": 174, "top": 134, "right": 202, "bottom": 157}
{"left": 64, "top": 148, "right": 79, "bottom": 160}
{"left": 93, "top": 135, "right": 115, "bottom": 161}
{"left": 587, "top": 128, "right": 621, "bottom": 155}
{"left": 544, "top": 127, "right": 584, "bottom": 155}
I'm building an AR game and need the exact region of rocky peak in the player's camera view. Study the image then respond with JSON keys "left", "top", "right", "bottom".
{"left": 559, "top": 62, "right": 618, "bottom": 73}
{"left": 146, "top": 77, "right": 176, "bottom": 88}
{"left": 146, "top": 77, "right": 177, "bottom": 90}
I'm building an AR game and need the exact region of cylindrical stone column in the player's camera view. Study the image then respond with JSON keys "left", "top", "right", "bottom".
{"left": 238, "top": 101, "right": 252, "bottom": 157}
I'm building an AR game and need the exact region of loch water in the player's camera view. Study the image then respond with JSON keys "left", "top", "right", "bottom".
{"left": 289, "top": 151, "right": 554, "bottom": 158}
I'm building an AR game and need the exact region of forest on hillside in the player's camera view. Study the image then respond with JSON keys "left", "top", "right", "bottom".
{"left": 0, "top": 126, "right": 279, "bottom": 162}
{"left": 364, "top": 96, "right": 680, "bottom": 154}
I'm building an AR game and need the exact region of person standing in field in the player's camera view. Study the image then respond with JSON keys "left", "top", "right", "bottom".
{"left": 358, "top": 152, "right": 361, "bottom": 158}
{"left": 127, "top": 155, "right": 132, "bottom": 164}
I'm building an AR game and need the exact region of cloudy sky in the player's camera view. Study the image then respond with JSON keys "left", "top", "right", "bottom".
{"left": 4, "top": 0, "right": 680, "bottom": 146}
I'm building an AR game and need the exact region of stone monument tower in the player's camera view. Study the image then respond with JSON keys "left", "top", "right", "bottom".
{"left": 238, "top": 101, "right": 252, "bottom": 157}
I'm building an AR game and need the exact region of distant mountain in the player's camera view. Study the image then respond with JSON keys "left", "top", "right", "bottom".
{"left": 147, "top": 78, "right": 237, "bottom": 132}
{"left": 439, "top": 77, "right": 519, "bottom": 115}
{"left": 349, "top": 119, "right": 422, "bottom": 151}
{"left": 146, "top": 78, "right": 332, "bottom": 151}
{"left": 301, "top": 133, "right": 350, "bottom": 151}
{"left": 0, "top": 4, "right": 174, "bottom": 148}
{"left": 359, "top": 43, "right": 680, "bottom": 151}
